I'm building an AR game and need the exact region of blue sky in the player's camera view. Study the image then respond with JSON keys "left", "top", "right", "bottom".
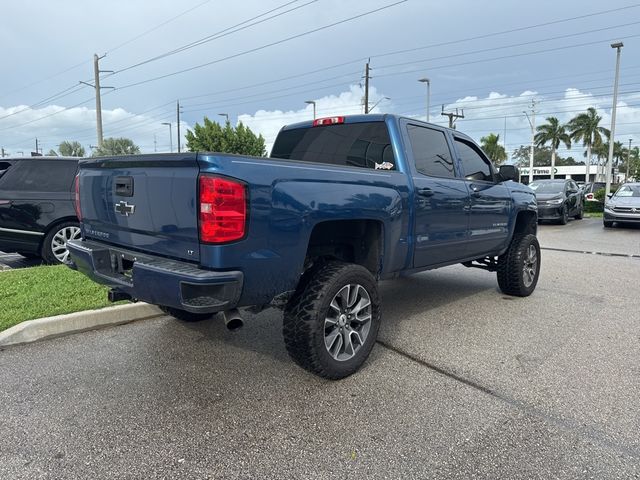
{"left": 1, "top": 0, "right": 638, "bottom": 157}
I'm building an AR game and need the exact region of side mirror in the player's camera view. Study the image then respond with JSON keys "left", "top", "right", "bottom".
{"left": 607, "top": 193, "right": 613, "bottom": 198}
{"left": 499, "top": 165, "right": 519, "bottom": 182}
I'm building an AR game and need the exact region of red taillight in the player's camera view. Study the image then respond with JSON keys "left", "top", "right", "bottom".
{"left": 199, "top": 176, "right": 246, "bottom": 243}
{"left": 312, "top": 116, "right": 345, "bottom": 127}
{"left": 586, "top": 193, "right": 594, "bottom": 200}
{"left": 74, "top": 174, "right": 82, "bottom": 221}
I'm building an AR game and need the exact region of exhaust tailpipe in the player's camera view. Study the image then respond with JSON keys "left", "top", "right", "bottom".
{"left": 222, "top": 308, "right": 244, "bottom": 331}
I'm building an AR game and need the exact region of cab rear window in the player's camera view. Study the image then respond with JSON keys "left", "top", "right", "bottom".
{"left": 271, "top": 122, "right": 396, "bottom": 170}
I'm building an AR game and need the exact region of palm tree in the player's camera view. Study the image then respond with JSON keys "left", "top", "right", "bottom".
{"left": 480, "top": 133, "right": 507, "bottom": 165}
{"left": 566, "top": 107, "right": 609, "bottom": 183}
{"left": 58, "top": 140, "right": 86, "bottom": 157}
{"left": 534, "top": 117, "right": 571, "bottom": 179}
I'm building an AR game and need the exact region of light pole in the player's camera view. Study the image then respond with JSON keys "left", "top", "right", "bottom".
{"left": 418, "top": 78, "right": 430, "bottom": 122}
{"left": 161, "top": 122, "right": 173, "bottom": 153}
{"left": 523, "top": 106, "right": 536, "bottom": 184}
{"left": 218, "top": 113, "right": 229, "bottom": 124}
{"left": 605, "top": 42, "right": 623, "bottom": 199}
{"left": 304, "top": 100, "right": 316, "bottom": 120}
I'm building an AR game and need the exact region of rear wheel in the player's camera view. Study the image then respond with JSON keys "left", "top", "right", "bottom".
{"left": 41, "top": 221, "right": 81, "bottom": 264}
{"left": 497, "top": 234, "right": 541, "bottom": 297}
{"left": 283, "top": 262, "right": 381, "bottom": 379}
{"left": 574, "top": 206, "right": 583, "bottom": 220}
{"left": 159, "top": 306, "right": 213, "bottom": 322}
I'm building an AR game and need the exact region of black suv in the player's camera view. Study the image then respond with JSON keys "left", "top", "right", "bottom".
{"left": 530, "top": 178, "right": 584, "bottom": 224}
{"left": 0, "top": 157, "right": 80, "bottom": 264}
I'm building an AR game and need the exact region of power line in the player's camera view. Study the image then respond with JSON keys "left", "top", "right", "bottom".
{"left": 372, "top": 4, "right": 640, "bottom": 60}
{"left": 112, "top": 0, "right": 315, "bottom": 75}
{"left": 115, "top": 1, "right": 408, "bottom": 90}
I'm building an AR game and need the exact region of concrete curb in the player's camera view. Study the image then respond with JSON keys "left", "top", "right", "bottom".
{"left": 0, "top": 303, "right": 165, "bottom": 347}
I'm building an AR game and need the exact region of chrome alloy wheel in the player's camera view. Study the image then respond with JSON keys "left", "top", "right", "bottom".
{"left": 324, "top": 283, "right": 372, "bottom": 362}
{"left": 522, "top": 244, "right": 538, "bottom": 288}
{"left": 51, "top": 225, "right": 81, "bottom": 263}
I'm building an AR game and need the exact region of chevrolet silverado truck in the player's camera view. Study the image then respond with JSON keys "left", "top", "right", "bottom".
{"left": 68, "top": 114, "right": 539, "bottom": 379}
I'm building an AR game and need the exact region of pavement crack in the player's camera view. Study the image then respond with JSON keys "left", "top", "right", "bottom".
{"left": 376, "top": 339, "right": 640, "bottom": 460}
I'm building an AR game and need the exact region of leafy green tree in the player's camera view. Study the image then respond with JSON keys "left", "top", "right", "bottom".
{"left": 59, "top": 141, "right": 86, "bottom": 157}
{"left": 534, "top": 117, "right": 571, "bottom": 179}
{"left": 566, "top": 108, "right": 609, "bottom": 182}
{"left": 480, "top": 133, "right": 507, "bottom": 165}
{"left": 93, "top": 137, "right": 141, "bottom": 157}
{"left": 185, "top": 117, "right": 266, "bottom": 156}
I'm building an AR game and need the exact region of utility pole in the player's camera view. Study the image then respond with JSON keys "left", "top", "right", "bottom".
{"left": 35, "top": 138, "right": 38, "bottom": 154}
{"left": 364, "top": 59, "right": 370, "bottom": 114}
{"left": 605, "top": 42, "right": 623, "bottom": 199}
{"left": 626, "top": 138, "right": 632, "bottom": 181}
{"left": 1, "top": 147, "right": 5, "bottom": 158}
{"left": 80, "top": 54, "right": 114, "bottom": 149}
{"left": 440, "top": 105, "right": 464, "bottom": 129}
{"left": 523, "top": 99, "right": 536, "bottom": 184}
{"left": 161, "top": 122, "right": 172, "bottom": 153}
{"left": 176, "top": 100, "right": 181, "bottom": 153}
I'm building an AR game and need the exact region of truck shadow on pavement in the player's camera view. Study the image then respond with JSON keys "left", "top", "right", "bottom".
{"left": 175, "top": 268, "right": 497, "bottom": 365}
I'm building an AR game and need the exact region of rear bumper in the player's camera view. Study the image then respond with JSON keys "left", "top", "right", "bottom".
{"left": 67, "top": 239, "right": 243, "bottom": 313}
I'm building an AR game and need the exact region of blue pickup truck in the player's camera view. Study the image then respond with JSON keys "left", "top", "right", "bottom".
{"left": 68, "top": 114, "right": 539, "bottom": 379}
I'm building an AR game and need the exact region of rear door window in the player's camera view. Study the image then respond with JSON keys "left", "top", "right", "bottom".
{"left": 407, "top": 124, "right": 456, "bottom": 178}
{"left": 0, "top": 160, "right": 78, "bottom": 192}
{"left": 271, "top": 122, "right": 396, "bottom": 170}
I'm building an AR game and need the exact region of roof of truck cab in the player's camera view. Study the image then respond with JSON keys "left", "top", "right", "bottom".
{"left": 279, "top": 113, "right": 467, "bottom": 137}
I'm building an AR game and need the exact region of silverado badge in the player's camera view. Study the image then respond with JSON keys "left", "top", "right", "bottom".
{"left": 115, "top": 201, "right": 135, "bottom": 216}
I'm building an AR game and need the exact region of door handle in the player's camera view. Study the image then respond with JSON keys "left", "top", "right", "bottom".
{"left": 416, "top": 187, "right": 434, "bottom": 197}
{"left": 469, "top": 184, "right": 482, "bottom": 197}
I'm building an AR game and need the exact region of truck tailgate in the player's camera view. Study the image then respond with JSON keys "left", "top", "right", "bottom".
{"left": 78, "top": 154, "right": 201, "bottom": 262}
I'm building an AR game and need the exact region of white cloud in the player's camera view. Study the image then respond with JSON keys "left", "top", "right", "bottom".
{"left": 238, "top": 85, "right": 390, "bottom": 151}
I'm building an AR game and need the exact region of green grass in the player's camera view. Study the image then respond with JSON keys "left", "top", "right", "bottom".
{"left": 0, "top": 265, "right": 122, "bottom": 332}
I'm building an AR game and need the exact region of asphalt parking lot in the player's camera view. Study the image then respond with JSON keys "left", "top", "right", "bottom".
{"left": 1, "top": 218, "right": 639, "bottom": 479}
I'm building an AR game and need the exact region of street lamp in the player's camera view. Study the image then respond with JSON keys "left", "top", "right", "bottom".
{"left": 605, "top": 42, "right": 624, "bottom": 198}
{"left": 161, "top": 122, "right": 173, "bottom": 153}
{"left": 304, "top": 100, "right": 316, "bottom": 120}
{"left": 370, "top": 96, "right": 390, "bottom": 112}
{"left": 418, "top": 78, "right": 431, "bottom": 122}
{"left": 218, "top": 113, "right": 229, "bottom": 124}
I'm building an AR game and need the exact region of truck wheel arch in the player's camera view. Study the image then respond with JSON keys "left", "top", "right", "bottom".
{"left": 304, "top": 219, "right": 384, "bottom": 277}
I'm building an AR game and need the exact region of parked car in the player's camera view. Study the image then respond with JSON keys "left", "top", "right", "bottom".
{"left": 603, "top": 182, "right": 640, "bottom": 228}
{"left": 582, "top": 182, "right": 606, "bottom": 202}
{"left": 530, "top": 179, "right": 583, "bottom": 224}
{"left": 68, "top": 114, "right": 540, "bottom": 379}
{"left": 0, "top": 157, "right": 81, "bottom": 264}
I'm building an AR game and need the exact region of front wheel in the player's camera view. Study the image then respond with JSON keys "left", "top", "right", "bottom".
{"left": 497, "top": 234, "right": 541, "bottom": 297}
{"left": 574, "top": 206, "right": 583, "bottom": 220}
{"left": 283, "top": 262, "right": 381, "bottom": 379}
{"left": 559, "top": 207, "right": 569, "bottom": 225}
{"left": 603, "top": 220, "right": 614, "bottom": 228}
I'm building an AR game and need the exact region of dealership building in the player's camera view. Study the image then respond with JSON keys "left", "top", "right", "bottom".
{"left": 518, "top": 165, "right": 626, "bottom": 184}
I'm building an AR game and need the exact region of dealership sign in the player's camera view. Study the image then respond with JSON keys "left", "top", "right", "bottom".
{"left": 520, "top": 167, "right": 559, "bottom": 175}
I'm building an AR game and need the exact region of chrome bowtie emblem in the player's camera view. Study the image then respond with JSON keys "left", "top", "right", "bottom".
{"left": 115, "top": 201, "right": 135, "bottom": 216}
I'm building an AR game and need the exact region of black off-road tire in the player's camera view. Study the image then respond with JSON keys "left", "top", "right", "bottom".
{"left": 497, "top": 234, "right": 541, "bottom": 297}
{"left": 283, "top": 262, "right": 381, "bottom": 380}
{"left": 603, "top": 220, "right": 614, "bottom": 228}
{"left": 159, "top": 306, "right": 213, "bottom": 322}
